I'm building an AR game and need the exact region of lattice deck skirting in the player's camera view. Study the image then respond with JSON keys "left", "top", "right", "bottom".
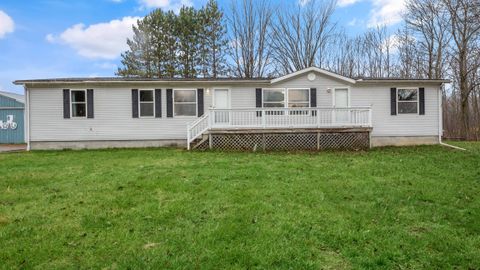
{"left": 199, "top": 128, "right": 371, "bottom": 151}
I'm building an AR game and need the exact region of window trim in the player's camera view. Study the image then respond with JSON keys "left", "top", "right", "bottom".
{"left": 287, "top": 88, "right": 311, "bottom": 108}
{"left": 261, "top": 88, "right": 312, "bottom": 108}
{"left": 138, "top": 89, "right": 155, "bottom": 118}
{"left": 70, "top": 89, "right": 87, "bottom": 119}
{"left": 397, "top": 87, "right": 419, "bottom": 115}
{"left": 262, "top": 88, "right": 286, "bottom": 108}
{"left": 173, "top": 89, "right": 198, "bottom": 117}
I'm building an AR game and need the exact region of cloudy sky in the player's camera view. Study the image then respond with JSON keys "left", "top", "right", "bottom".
{"left": 0, "top": 0, "right": 406, "bottom": 94}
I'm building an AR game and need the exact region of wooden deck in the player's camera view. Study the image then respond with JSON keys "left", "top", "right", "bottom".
{"left": 188, "top": 107, "right": 373, "bottom": 151}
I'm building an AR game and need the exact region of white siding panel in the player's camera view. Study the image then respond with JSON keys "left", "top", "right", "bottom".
{"left": 230, "top": 86, "right": 256, "bottom": 109}
{"left": 30, "top": 87, "right": 212, "bottom": 141}
{"left": 351, "top": 85, "right": 440, "bottom": 136}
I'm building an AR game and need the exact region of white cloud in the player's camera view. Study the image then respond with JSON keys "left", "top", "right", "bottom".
{"left": 298, "top": 0, "right": 311, "bottom": 7}
{"left": 94, "top": 62, "right": 118, "bottom": 69}
{"left": 367, "top": 0, "right": 406, "bottom": 27}
{"left": 138, "top": 0, "right": 193, "bottom": 12}
{"left": 0, "top": 10, "right": 15, "bottom": 39}
{"left": 338, "top": 0, "right": 362, "bottom": 7}
{"left": 47, "top": 16, "right": 140, "bottom": 60}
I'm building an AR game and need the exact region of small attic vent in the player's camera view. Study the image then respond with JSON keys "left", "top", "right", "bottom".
{"left": 307, "top": 72, "right": 316, "bottom": 81}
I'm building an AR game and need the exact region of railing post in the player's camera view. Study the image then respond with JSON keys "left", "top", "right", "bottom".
{"left": 317, "top": 108, "right": 320, "bottom": 128}
{"left": 187, "top": 125, "right": 191, "bottom": 150}
{"left": 332, "top": 108, "right": 336, "bottom": 127}
{"left": 209, "top": 110, "right": 213, "bottom": 128}
{"left": 368, "top": 108, "right": 373, "bottom": 127}
{"left": 261, "top": 109, "right": 266, "bottom": 128}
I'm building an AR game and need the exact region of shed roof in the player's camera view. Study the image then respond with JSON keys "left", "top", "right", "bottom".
{"left": 0, "top": 91, "right": 24, "bottom": 104}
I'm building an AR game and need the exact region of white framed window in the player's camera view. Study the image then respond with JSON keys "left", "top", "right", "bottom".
{"left": 263, "top": 88, "right": 285, "bottom": 107}
{"left": 288, "top": 88, "right": 310, "bottom": 108}
{"left": 139, "top": 90, "right": 155, "bottom": 117}
{"left": 397, "top": 88, "right": 418, "bottom": 114}
{"left": 71, "top": 90, "right": 87, "bottom": 118}
{"left": 174, "top": 89, "right": 197, "bottom": 117}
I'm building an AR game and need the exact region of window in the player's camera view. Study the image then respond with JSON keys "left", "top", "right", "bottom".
{"left": 288, "top": 89, "right": 309, "bottom": 108}
{"left": 139, "top": 90, "right": 154, "bottom": 117}
{"left": 174, "top": 89, "right": 197, "bottom": 116}
{"left": 397, "top": 88, "right": 418, "bottom": 114}
{"left": 71, "top": 90, "right": 86, "bottom": 118}
{"left": 263, "top": 89, "right": 285, "bottom": 107}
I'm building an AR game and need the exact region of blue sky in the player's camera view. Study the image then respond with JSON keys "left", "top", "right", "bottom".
{"left": 0, "top": 0, "right": 406, "bottom": 94}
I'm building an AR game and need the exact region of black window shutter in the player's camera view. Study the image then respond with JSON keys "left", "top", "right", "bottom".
{"left": 87, "top": 89, "right": 94, "bottom": 118}
{"left": 132, "top": 89, "right": 139, "bottom": 118}
{"left": 197, "top": 88, "right": 204, "bottom": 116}
{"left": 155, "top": 89, "right": 162, "bottom": 118}
{"left": 63, "top": 89, "right": 70, "bottom": 119}
{"left": 256, "top": 88, "right": 262, "bottom": 117}
{"left": 390, "top": 88, "right": 397, "bottom": 115}
{"left": 310, "top": 88, "right": 317, "bottom": 107}
{"left": 419, "top": 87, "right": 425, "bottom": 115}
{"left": 310, "top": 88, "right": 317, "bottom": 116}
{"left": 166, "top": 89, "right": 173, "bottom": 117}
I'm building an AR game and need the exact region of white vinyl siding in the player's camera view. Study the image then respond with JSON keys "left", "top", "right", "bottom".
{"left": 29, "top": 87, "right": 211, "bottom": 141}
{"left": 350, "top": 84, "right": 439, "bottom": 136}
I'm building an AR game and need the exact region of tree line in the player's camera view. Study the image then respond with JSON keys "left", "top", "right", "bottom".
{"left": 117, "top": 0, "right": 480, "bottom": 140}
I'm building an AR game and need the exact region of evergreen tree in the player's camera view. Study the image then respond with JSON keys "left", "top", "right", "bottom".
{"left": 177, "top": 7, "right": 200, "bottom": 78}
{"left": 200, "top": 0, "right": 229, "bottom": 78}
{"left": 117, "top": 18, "right": 155, "bottom": 78}
{"left": 117, "top": 0, "right": 228, "bottom": 78}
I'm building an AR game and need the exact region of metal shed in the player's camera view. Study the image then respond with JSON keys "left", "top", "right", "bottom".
{"left": 0, "top": 91, "right": 24, "bottom": 144}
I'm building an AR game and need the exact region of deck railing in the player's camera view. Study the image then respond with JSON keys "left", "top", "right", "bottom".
{"left": 187, "top": 107, "right": 372, "bottom": 149}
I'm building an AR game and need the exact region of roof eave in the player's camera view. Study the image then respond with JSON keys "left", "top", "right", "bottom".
{"left": 14, "top": 80, "right": 272, "bottom": 86}
{"left": 355, "top": 79, "right": 451, "bottom": 84}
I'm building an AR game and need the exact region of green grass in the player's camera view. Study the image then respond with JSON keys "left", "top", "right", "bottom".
{"left": 0, "top": 144, "right": 479, "bottom": 269}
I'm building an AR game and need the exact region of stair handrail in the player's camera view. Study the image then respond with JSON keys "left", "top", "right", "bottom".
{"left": 187, "top": 112, "right": 211, "bottom": 150}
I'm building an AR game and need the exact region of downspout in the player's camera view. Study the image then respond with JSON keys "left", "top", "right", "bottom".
{"left": 24, "top": 85, "right": 30, "bottom": 151}
{"left": 437, "top": 84, "right": 466, "bottom": 151}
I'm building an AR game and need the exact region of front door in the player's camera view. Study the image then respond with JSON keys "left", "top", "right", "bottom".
{"left": 214, "top": 89, "right": 230, "bottom": 125}
{"left": 335, "top": 88, "right": 349, "bottom": 123}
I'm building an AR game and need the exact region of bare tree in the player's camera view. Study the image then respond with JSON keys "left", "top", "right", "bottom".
{"left": 444, "top": 0, "right": 480, "bottom": 138}
{"left": 270, "top": 0, "right": 337, "bottom": 74}
{"left": 405, "top": 0, "right": 450, "bottom": 79}
{"left": 228, "top": 0, "right": 274, "bottom": 78}
{"left": 395, "top": 25, "right": 422, "bottom": 78}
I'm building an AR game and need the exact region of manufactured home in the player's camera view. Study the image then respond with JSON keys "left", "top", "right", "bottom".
{"left": 14, "top": 67, "right": 448, "bottom": 151}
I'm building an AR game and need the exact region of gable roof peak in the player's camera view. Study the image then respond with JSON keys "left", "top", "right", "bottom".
{"left": 271, "top": 66, "right": 356, "bottom": 84}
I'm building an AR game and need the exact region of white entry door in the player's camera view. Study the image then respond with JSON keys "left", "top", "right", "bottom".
{"left": 335, "top": 88, "right": 349, "bottom": 123}
{"left": 214, "top": 89, "right": 230, "bottom": 124}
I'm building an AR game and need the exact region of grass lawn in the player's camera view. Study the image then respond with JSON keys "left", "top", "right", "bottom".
{"left": 1, "top": 144, "right": 479, "bottom": 269}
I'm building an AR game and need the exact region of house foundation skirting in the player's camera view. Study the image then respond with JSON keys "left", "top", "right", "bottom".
{"left": 370, "top": 136, "right": 439, "bottom": 147}
{"left": 29, "top": 139, "right": 186, "bottom": 150}
{"left": 199, "top": 128, "right": 372, "bottom": 151}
